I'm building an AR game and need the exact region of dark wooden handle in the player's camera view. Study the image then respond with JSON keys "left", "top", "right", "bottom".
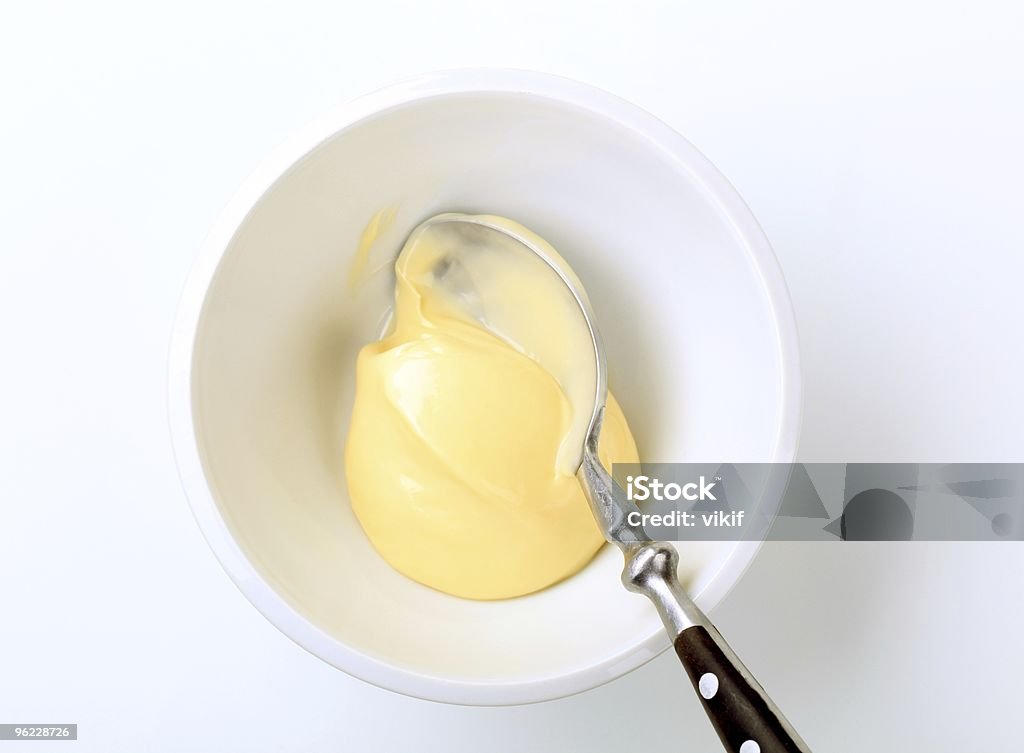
{"left": 674, "top": 626, "right": 809, "bottom": 753}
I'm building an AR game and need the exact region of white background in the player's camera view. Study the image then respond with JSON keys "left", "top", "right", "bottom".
{"left": 2, "top": 1, "right": 1023, "bottom": 750}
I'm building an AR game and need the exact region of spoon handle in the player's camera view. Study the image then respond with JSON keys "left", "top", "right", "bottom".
{"left": 625, "top": 544, "right": 811, "bottom": 753}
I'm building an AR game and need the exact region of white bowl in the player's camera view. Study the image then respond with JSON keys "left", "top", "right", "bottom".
{"left": 168, "top": 69, "right": 801, "bottom": 706}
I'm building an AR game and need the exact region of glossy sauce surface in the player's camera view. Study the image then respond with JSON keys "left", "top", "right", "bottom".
{"left": 345, "top": 215, "right": 639, "bottom": 599}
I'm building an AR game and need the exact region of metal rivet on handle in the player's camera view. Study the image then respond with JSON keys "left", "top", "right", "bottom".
{"left": 698, "top": 672, "right": 719, "bottom": 699}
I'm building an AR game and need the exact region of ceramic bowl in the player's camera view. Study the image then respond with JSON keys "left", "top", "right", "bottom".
{"left": 168, "top": 69, "right": 801, "bottom": 705}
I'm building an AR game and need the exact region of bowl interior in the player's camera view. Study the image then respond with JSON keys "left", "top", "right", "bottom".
{"left": 189, "top": 88, "right": 791, "bottom": 700}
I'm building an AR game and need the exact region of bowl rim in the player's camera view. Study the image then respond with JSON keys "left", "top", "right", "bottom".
{"left": 167, "top": 67, "right": 802, "bottom": 706}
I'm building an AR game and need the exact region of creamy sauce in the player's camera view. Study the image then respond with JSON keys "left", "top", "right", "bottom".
{"left": 345, "top": 215, "right": 639, "bottom": 599}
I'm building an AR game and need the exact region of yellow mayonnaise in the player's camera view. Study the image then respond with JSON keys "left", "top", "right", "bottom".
{"left": 345, "top": 215, "right": 639, "bottom": 600}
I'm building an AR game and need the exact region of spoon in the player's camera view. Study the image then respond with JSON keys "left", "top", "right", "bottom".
{"left": 421, "top": 213, "right": 812, "bottom": 753}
